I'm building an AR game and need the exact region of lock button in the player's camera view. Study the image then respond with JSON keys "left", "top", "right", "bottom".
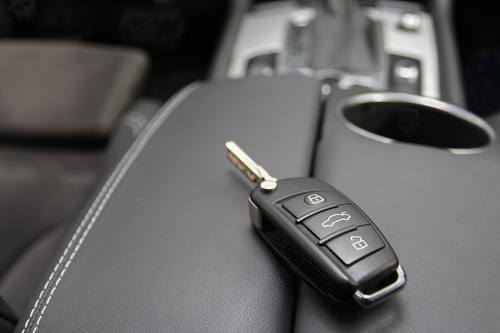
{"left": 326, "top": 225, "right": 385, "bottom": 266}
{"left": 282, "top": 190, "right": 349, "bottom": 221}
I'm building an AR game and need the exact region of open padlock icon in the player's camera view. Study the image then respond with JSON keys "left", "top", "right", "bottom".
{"left": 351, "top": 236, "right": 368, "bottom": 250}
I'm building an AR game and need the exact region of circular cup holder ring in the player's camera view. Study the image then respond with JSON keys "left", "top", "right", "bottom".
{"left": 336, "top": 93, "right": 497, "bottom": 155}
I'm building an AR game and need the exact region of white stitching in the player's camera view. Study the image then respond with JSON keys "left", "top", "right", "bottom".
{"left": 23, "top": 82, "right": 201, "bottom": 332}
{"left": 24, "top": 83, "right": 200, "bottom": 331}
{"left": 21, "top": 127, "right": 143, "bottom": 331}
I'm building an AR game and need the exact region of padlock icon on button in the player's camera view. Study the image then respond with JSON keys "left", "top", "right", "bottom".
{"left": 351, "top": 236, "right": 368, "bottom": 250}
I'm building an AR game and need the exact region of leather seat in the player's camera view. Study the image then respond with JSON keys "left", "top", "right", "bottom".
{"left": 0, "top": 41, "right": 153, "bottom": 318}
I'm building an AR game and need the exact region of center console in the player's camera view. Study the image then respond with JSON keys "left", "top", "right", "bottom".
{"left": 215, "top": 0, "right": 464, "bottom": 104}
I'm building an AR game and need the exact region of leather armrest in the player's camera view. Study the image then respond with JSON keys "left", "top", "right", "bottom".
{"left": 15, "top": 76, "right": 321, "bottom": 332}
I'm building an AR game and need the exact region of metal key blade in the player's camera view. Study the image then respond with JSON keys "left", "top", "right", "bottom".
{"left": 225, "top": 141, "right": 277, "bottom": 192}
{"left": 225, "top": 141, "right": 269, "bottom": 185}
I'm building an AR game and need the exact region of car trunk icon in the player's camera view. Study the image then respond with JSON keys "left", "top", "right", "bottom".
{"left": 321, "top": 212, "right": 351, "bottom": 227}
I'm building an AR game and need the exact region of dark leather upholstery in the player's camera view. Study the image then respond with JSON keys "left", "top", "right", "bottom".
{"left": 15, "top": 76, "right": 321, "bottom": 332}
{"left": 0, "top": 41, "right": 151, "bottom": 320}
{"left": 0, "top": 98, "right": 163, "bottom": 317}
{"left": 297, "top": 88, "right": 500, "bottom": 332}
{"left": 0, "top": 226, "right": 71, "bottom": 317}
{"left": 14, "top": 76, "right": 500, "bottom": 332}
{"left": 0, "top": 295, "right": 16, "bottom": 333}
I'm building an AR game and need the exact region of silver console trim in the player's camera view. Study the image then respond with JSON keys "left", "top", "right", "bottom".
{"left": 335, "top": 93, "right": 497, "bottom": 155}
{"left": 228, "top": 4, "right": 316, "bottom": 79}
{"left": 365, "top": 7, "right": 440, "bottom": 99}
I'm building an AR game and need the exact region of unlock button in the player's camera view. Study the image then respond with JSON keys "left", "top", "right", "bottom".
{"left": 326, "top": 225, "right": 385, "bottom": 265}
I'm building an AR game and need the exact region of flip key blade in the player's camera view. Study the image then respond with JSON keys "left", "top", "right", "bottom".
{"left": 225, "top": 141, "right": 277, "bottom": 192}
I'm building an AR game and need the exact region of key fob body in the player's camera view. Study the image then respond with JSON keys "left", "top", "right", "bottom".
{"left": 249, "top": 177, "right": 405, "bottom": 307}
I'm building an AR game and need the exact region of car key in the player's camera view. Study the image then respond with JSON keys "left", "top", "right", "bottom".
{"left": 226, "top": 141, "right": 406, "bottom": 307}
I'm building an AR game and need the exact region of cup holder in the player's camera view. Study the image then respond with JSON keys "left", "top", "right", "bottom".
{"left": 336, "top": 93, "right": 497, "bottom": 154}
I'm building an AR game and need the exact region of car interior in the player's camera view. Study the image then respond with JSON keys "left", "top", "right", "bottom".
{"left": 0, "top": 0, "right": 499, "bottom": 332}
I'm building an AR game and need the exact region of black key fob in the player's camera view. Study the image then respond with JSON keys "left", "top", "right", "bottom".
{"left": 226, "top": 142, "right": 406, "bottom": 307}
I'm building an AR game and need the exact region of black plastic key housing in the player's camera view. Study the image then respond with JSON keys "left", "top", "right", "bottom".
{"left": 249, "top": 177, "right": 404, "bottom": 306}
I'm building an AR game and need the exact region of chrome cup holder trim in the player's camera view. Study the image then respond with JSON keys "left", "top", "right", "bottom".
{"left": 335, "top": 92, "right": 497, "bottom": 155}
